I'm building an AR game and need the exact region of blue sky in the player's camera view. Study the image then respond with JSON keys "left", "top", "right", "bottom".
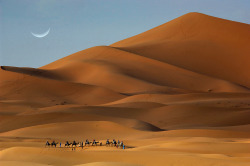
{"left": 0, "top": 0, "right": 249, "bottom": 67}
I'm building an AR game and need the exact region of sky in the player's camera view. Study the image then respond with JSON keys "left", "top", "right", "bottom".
{"left": 0, "top": 0, "right": 249, "bottom": 67}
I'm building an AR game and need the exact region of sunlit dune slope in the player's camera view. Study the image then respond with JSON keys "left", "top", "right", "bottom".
{"left": 111, "top": 12, "right": 250, "bottom": 88}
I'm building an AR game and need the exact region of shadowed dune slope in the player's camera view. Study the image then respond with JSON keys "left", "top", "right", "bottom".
{"left": 0, "top": 110, "right": 163, "bottom": 133}
{"left": 0, "top": 69, "right": 125, "bottom": 106}
{"left": 40, "top": 46, "right": 247, "bottom": 93}
{"left": 0, "top": 66, "right": 63, "bottom": 80}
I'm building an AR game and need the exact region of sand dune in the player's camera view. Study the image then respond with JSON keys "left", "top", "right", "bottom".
{"left": 111, "top": 12, "right": 250, "bottom": 88}
{"left": 41, "top": 46, "right": 248, "bottom": 93}
{"left": 103, "top": 93, "right": 250, "bottom": 106}
{"left": 1, "top": 12, "right": 250, "bottom": 165}
{"left": 1, "top": 66, "right": 63, "bottom": 80}
{"left": 0, "top": 69, "right": 125, "bottom": 107}
{"left": 0, "top": 121, "right": 147, "bottom": 140}
{"left": 0, "top": 110, "right": 162, "bottom": 133}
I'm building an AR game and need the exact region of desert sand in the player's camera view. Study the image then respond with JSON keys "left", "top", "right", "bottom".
{"left": 0, "top": 12, "right": 250, "bottom": 166}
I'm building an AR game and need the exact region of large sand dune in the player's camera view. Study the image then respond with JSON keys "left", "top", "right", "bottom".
{"left": 111, "top": 12, "right": 250, "bottom": 88}
{"left": 0, "top": 12, "right": 250, "bottom": 165}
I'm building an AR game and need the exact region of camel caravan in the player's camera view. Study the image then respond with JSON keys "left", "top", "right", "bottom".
{"left": 45, "top": 139, "right": 125, "bottom": 150}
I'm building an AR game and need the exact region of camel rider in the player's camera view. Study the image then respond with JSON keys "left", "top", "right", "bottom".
{"left": 106, "top": 139, "right": 109, "bottom": 144}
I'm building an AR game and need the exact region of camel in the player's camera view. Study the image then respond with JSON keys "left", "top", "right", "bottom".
{"left": 65, "top": 141, "right": 71, "bottom": 147}
{"left": 112, "top": 139, "right": 117, "bottom": 147}
{"left": 92, "top": 140, "right": 101, "bottom": 146}
{"left": 106, "top": 139, "right": 113, "bottom": 146}
{"left": 118, "top": 141, "right": 124, "bottom": 148}
{"left": 51, "top": 141, "right": 58, "bottom": 147}
{"left": 45, "top": 141, "right": 51, "bottom": 147}
{"left": 85, "top": 139, "right": 92, "bottom": 146}
{"left": 71, "top": 140, "right": 79, "bottom": 147}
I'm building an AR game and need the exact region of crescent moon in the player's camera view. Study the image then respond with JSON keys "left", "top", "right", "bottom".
{"left": 31, "top": 28, "right": 50, "bottom": 38}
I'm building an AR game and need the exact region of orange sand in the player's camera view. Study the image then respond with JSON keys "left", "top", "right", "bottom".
{"left": 0, "top": 12, "right": 250, "bottom": 166}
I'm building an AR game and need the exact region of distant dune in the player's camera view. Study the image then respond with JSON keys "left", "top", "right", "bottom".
{"left": 0, "top": 12, "right": 250, "bottom": 166}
